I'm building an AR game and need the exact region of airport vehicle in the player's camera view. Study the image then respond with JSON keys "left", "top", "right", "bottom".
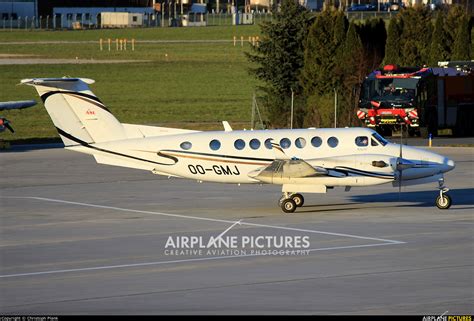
{"left": 0, "top": 100, "right": 36, "bottom": 133}
{"left": 357, "top": 63, "right": 474, "bottom": 137}
{"left": 22, "top": 78, "right": 455, "bottom": 213}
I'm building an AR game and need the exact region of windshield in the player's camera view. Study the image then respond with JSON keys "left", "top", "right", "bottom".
{"left": 371, "top": 132, "right": 389, "bottom": 146}
{"left": 362, "top": 78, "right": 417, "bottom": 103}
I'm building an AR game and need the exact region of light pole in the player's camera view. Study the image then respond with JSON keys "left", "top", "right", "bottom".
{"left": 290, "top": 88, "right": 294, "bottom": 129}
{"left": 334, "top": 88, "right": 337, "bottom": 128}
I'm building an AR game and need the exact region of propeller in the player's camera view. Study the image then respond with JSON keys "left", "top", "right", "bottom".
{"left": 397, "top": 126, "right": 403, "bottom": 198}
{"left": 395, "top": 125, "right": 415, "bottom": 199}
{"left": 0, "top": 117, "right": 14, "bottom": 133}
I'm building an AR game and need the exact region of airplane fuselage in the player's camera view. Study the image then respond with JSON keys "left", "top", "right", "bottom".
{"left": 70, "top": 127, "right": 454, "bottom": 188}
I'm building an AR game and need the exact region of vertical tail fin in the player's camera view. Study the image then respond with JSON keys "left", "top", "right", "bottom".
{"left": 22, "top": 78, "right": 126, "bottom": 146}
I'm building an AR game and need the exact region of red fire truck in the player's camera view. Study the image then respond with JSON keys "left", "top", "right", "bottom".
{"left": 357, "top": 62, "right": 474, "bottom": 137}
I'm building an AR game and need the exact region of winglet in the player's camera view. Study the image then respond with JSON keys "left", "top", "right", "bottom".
{"left": 222, "top": 121, "right": 233, "bottom": 132}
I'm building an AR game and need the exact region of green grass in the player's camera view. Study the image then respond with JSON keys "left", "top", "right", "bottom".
{"left": 0, "top": 26, "right": 262, "bottom": 142}
{"left": 0, "top": 25, "right": 261, "bottom": 42}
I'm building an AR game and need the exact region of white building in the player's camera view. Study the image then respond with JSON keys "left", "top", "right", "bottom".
{"left": 52, "top": 6, "right": 154, "bottom": 28}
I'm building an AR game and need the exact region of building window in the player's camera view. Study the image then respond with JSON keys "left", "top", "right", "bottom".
{"left": 327, "top": 137, "right": 339, "bottom": 148}
{"left": 280, "top": 138, "right": 291, "bottom": 149}
{"left": 311, "top": 136, "right": 322, "bottom": 147}
{"left": 295, "top": 137, "right": 306, "bottom": 148}
{"left": 249, "top": 139, "right": 261, "bottom": 150}
{"left": 234, "top": 139, "right": 245, "bottom": 150}
{"left": 180, "top": 141, "right": 192, "bottom": 150}
{"left": 209, "top": 139, "right": 221, "bottom": 151}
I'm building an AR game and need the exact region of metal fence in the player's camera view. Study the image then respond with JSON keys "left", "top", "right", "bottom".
{"left": 0, "top": 12, "right": 273, "bottom": 30}
{"left": 0, "top": 11, "right": 398, "bottom": 30}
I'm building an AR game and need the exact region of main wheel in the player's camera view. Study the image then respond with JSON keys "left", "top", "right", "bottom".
{"left": 281, "top": 199, "right": 297, "bottom": 213}
{"left": 291, "top": 193, "right": 304, "bottom": 207}
{"left": 436, "top": 194, "right": 452, "bottom": 209}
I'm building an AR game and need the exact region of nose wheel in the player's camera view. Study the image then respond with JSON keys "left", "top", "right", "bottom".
{"left": 436, "top": 178, "right": 452, "bottom": 210}
{"left": 278, "top": 193, "right": 305, "bottom": 213}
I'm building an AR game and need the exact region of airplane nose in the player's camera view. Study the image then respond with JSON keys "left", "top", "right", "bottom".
{"left": 447, "top": 159, "right": 455, "bottom": 171}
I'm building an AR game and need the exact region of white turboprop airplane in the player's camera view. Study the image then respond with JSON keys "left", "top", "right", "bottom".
{"left": 22, "top": 78, "right": 455, "bottom": 213}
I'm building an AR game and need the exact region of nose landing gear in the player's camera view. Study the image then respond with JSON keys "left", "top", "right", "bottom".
{"left": 278, "top": 193, "right": 305, "bottom": 213}
{"left": 436, "top": 178, "right": 452, "bottom": 209}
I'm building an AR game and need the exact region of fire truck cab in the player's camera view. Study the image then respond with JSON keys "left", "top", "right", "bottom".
{"left": 357, "top": 62, "right": 474, "bottom": 137}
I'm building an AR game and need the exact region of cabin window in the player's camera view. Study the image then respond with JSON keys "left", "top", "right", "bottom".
{"left": 234, "top": 139, "right": 245, "bottom": 150}
{"left": 311, "top": 136, "right": 322, "bottom": 147}
{"left": 264, "top": 138, "right": 273, "bottom": 149}
{"left": 327, "top": 136, "right": 339, "bottom": 148}
{"left": 355, "top": 136, "right": 369, "bottom": 147}
{"left": 295, "top": 137, "right": 306, "bottom": 148}
{"left": 209, "top": 139, "right": 221, "bottom": 151}
{"left": 250, "top": 138, "right": 261, "bottom": 150}
{"left": 280, "top": 138, "right": 291, "bottom": 149}
{"left": 180, "top": 141, "right": 192, "bottom": 150}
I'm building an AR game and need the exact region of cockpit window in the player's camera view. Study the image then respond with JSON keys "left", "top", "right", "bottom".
{"left": 355, "top": 136, "right": 369, "bottom": 147}
{"left": 371, "top": 133, "right": 388, "bottom": 146}
{"left": 371, "top": 138, "right": 379, "bottom": 146}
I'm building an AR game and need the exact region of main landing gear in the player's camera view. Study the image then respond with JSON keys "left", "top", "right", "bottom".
{"left": 436, "top": 178, "right": 452, "bottom": 210}
{"left": 278, "top": 193, "right": 305, "bottom": 213}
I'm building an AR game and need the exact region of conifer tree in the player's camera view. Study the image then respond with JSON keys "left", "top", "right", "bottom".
{"left": 339, "top": 22, "right": 366, "bottom": 126}
{"left": 246, "top": 0, "right": 309, "bottom": 128}
{"left": 452, "top": 15, "right": 471, "bottom": 61}
{"left": 398, "top": 6, "right": 432, "bottom": 66}
{"left": 429, "top": 11, "right": 450, "bottom": 65}
{"left": 445, "top": 5, "right": 467, "bottom": 52}
{"left": 384, "top": 17, "right": 402, "bottom": 65}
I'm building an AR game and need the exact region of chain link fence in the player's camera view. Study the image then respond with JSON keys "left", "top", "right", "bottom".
{"left": 0, "top": 11, "right": 398, "bottom": 30}
{"left": 0, "top": 12, "right": 274, "bottom": 30}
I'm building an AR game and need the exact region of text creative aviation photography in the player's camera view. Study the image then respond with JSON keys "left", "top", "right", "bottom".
{"left": 21, "top": 77, "right": 455, "bottom": 213}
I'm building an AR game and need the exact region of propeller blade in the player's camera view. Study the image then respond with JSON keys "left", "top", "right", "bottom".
{"left": 4, "top": 122, "right": 14, "bottom": 133}
{"left": 398, "top": 169, "right": 402, "bottom": 200}
{"left": 398, "top": 124, "right": 404, "bottom": 200}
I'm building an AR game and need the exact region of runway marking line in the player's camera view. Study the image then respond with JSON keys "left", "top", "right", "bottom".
{"left": 0, "top": 196, "right": 406, "bottom": 279}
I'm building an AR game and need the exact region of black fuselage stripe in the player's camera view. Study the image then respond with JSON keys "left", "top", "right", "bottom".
{"left": 56, "top": 127, "right": 177, "bottom": 166}
{"left": 332, "top": 166, "right": 394, "bottom": 179}
{"left": 161, "top": 149, "right": 274, "bottom": 162}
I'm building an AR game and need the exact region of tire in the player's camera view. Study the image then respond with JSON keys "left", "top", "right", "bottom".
{"left": 281, "top": 199, "right": 297, "bottom": 213}
{"left": 436, "top": 194, "right": 452, "bottom": 210}
{"left": 291, "top": 193, "right": 304, "bottom": 207}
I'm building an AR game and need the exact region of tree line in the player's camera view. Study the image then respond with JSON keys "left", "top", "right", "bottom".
{"left": 246, "top": 0, "right": 472, "bottom": 129}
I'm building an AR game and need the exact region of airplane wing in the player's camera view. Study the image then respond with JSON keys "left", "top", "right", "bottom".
{"left": 0, "top": 100, "right": 37, "bottom": 133}
{"left": 248, "top": 141, "right": 328, "bottom": 183}
{"left": 0, "top": 100, "right": 36, "bottom": 111}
